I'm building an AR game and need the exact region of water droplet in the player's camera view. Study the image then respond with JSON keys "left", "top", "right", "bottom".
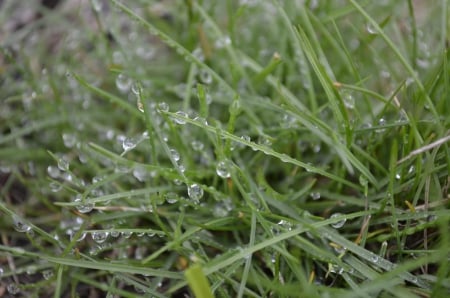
{"left": 12, "top": 215, "right": 31, "bottom": 233}
{"left": 241, "top": 135, "right": 251, "bottom": 143}
{"left": 110, "top": 230, "right": 120, "bottom": 237}
{"left": 191, "top": 140, "right": 204, "bottom": 151}
{"left": 213, "top": 202, "right": 230, "bottom": 217}
{"left": 57, "top": 157, "right": 69, "bottom": 172}
{"left": 198, "top": 69, "right": 212, "bottom": 84}
{"left": 170, "top": 149, "right": 180, "bottom": 162}
{"left": 214, "top": 36, "right": 231, "bottom": 48}
{"left": 370, "top": 255, "right": 379, "bottom": 263}
{"left": 278, "top": 220, "right": 293, "bottom": 231}
{"left": 375, "top": 118, "right": 386, "bottom": 133}
{"left": 70, "top": 231, "right": 86, "bottom": 242}
{"left": 0, "top": 267, "right": 3, "bottom": 277}
{"left": 73, "top": 195, "right": 94, "bottom": 213}
{"left": 164, "top": 192, "right": 179, "bottom": 204}
{"left": 121, "top": 231, "right": 133, "bottom": 238}
{"left": 216, "top": 160, "right": 231, "bottom": 178}
{"left": 49, "top": 181, "right": 62, "bottom": 192}
{"left": 178, "top": 163, "right": 186, "bottom": 173}
{"left": 173, "top": 111, "right": 188, "bottom": 124}
{"left": 341, "top": 91, "right": 355, "bottom": 109}
{"left": 62, "top": 133, "right": 77, "bottom": 148}
{"left": 330, "top": 213, "right": 346, "bottom": 229}
{"left": 122, "top": 137, "right": 137, "bottom": 151}
{"left": 395, "top": 172, "right": 401, "bottom": 180}
{"left": 91, "top": 231, "right": 109, "bottom": 244}
{"left": 366, "top": 23, "right": 378, "bottom": 35}
{"left": 42, "top": 269, "right": 54, "bottom": 280}
{"left": 116, "top": 73, "right": 132, "bottom": 93}
{"left": 258, "top": 136, "right": 272, "bottom": 147}
{"left": 408, "top": 165, "right": 415, "bottom": 175}
{"left": 132, "top": 166, "right": 147, "bottom": 182}
{"left": 156, "top": 102, "right": 169, "bottom": 113}
{"left": 310, "top": 192, "right": 321, "bottom": 200}
{"left": 7, "top": 283, "right": 20, "bottom": 295}
{"left": 193, "top": 116, "right": 208, "bottom": 126}
{"left": 187, "top": 183, "right": 204, "bottom": 202}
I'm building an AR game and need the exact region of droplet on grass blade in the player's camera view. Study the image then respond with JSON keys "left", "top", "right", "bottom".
{"left": 47, "top": 166, "right": 60, "bottom": 178}
{"left": 12, "top": 215, "right": 31, "bottom": 233}
{"left": 57, "top": 157, "right": 70, "bottom": 172}
{"left": 170, "top": 149, "right": 180, "bottom": 162}
{"left": 216, "top": 160, "right": 231, "bottom": 178}
{"left": 91, "top": 231, "right": 109, "bottom": 244}
{"left": 310, "top": 192, "right": 321, "bottom": 200}
{"left": 156, "top": 102, "right": 169, "bottom": 113}
{"left": 122, "top": 137, "right": 137, "bottom": 151}
{"left": 330, "top": 213, "right": 346, "bottom": 229}
{"left": 173, "top": 111, "right": 188, "bottom": 124}
{"left": 187, "top": 183, "right": 203, "bottom": 202}
{"left": 42, "top": 269, "right": 54, "bottom": 280}
{"left": 62, "top": 133, "right": 77, "bottom": 148}
{"left": 73, "top": 195, "right": 94, "bottom": 213}
{"left": 116, "top": 73, "right": 132, "bottom": 93}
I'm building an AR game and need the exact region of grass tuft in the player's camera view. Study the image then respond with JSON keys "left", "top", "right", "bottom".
{"left": 0, "top": 1, "right": 449, "bottom": 297}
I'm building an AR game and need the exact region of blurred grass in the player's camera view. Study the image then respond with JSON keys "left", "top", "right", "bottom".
{"left": 0, "top": 0, "right": 449, "bottom": 297}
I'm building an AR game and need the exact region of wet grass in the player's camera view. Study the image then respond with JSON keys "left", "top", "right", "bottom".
{"left": 0, "top": 0, "right": 449, "bottom": 297}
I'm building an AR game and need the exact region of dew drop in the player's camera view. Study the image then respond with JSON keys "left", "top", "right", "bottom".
{"left": 91, "top": 231, "right": 109, "bottom": 244}
{"left": 370, "top": 255, "right": 379, "bottom": 263}
{"left": 341, "top": 91, "right": 355, "bottom": 109}
{"left": 376, "top": 118, "right": 386, "bottom": 133}
{"left": 42, "top": 269, "right": 54, "bottom": 280}
{"left": 121, "top": 231, "right": 133, "bottom": 238}
{"left": 310, "top": 192, "right": 321, "bottom": 200}
{"left": 173, "top": 111, "right": 188, "bottom": 124}
{"left": 187, "top": 183, "right": 204, "bottom": 202}
{"left": 156, "top": 102, "right": 169, "bottom": 113}
{"left": 278, "top": 220, "right": 293, "bottom": 231}
{"left": 199, "top": 69, "right": 212, "bottom": 84}
{"left": 110, "top": 230, "right": 120, "bottom": 238}
{"left": 164, "top": 192, "right": 179, "bottom": 204}
{"left": 330, "top": 213, "right": 346, "bottom": 229}
{"left": 170, "top": 149, "right": 180, "bottom": 162}
{"left": 215, "top": 36, "right": 231, "bottom": 48}
{"left": 366, "top": 23, "right": 378, "bottom": 35}
{"left": 122, "top": 137, "right": 137, "bottom": 151}
{"left": 49, "top": 181, "right": 62, "bottom": 192}
{"left": 191, "top": 140, "right": 204, "bottom": 151}
{"left": 73, "top": 195, "right": 94, "bottom": 213}
{"left": 216, "top": 160, "right": 231, "bottom": 178}
{"left": 0, "top": 267, "right": 3, "bottom": 277}
{"left": 57, "top": 157, "right": 70, "bottom": 172}
{"left": 178, "top": 163, "right": 186, "bottom": 173}
{"left": 193, "top": 116, "right": 208, "bottom": 126}
{"left": 116, "top": 73, "right": 132, "bottom": 93}
{"left": 7, "top": 283, "right": 20, "bottom": 295}
{"left": 132, "top": 166, "right": 147, "bottom": 182}
{"left": 12, "top": 215, "right": 31, "bottom": 233}
{"left": 62, "top": 133, "right": 77, "bottom": 148}
{"left": 212, "top": 202, "right": 230, "bottom": 217}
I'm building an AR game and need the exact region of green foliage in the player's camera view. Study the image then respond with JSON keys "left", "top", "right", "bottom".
{"left": 0, "top": 0, "right": 449, "bottom": 297}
